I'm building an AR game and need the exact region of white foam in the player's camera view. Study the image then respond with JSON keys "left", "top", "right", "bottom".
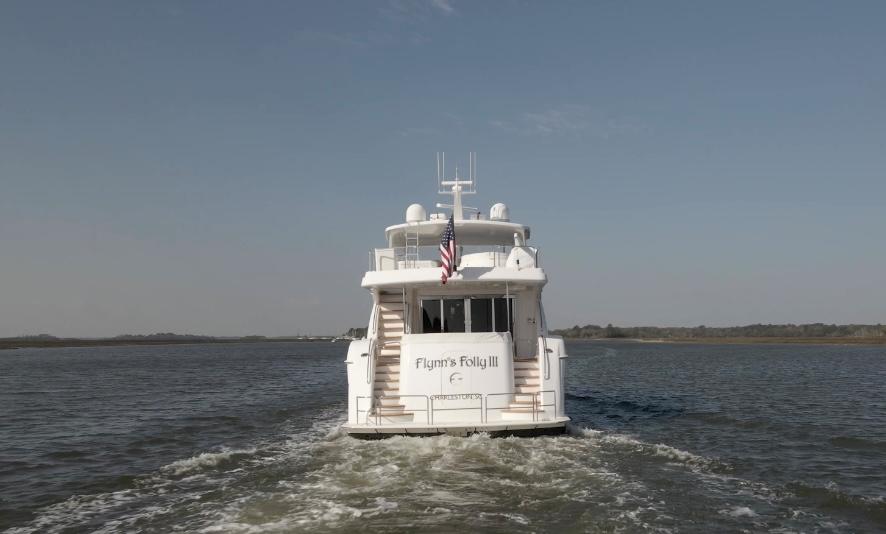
{"left": 161, "top": 447, "right": 257, "bottom": 476}
{"left": 581, "top": 430, "right": 717, "bottom": 470}
{"left": 721, "top": 506, "right": 758, "bottom": 518}
{"left": 649, "top": 442, "right": 707, "bottom": 465}
{"left": 569, "top": 424, "right": 603, "bottom": 438}
{"left": 15, "top": 409, "right": 782, "bottom": 534}
{"left": 478, "top": 511, "right": 531, "bottom": 525}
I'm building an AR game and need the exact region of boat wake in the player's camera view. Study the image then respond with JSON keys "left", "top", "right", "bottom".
{"left": 6, "top": 410, "right": 870, "bottom": 534}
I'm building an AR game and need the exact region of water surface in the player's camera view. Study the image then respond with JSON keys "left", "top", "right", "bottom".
{"left": 1, "top": 341, "right": 884, "bottom": 532}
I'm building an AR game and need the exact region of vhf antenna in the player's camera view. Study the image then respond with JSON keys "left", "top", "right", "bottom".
{"left": 436, "top": 152, "right": 477, "bottom": 220}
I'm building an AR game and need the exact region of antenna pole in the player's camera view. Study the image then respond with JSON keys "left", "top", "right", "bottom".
{"left": 473, "top": 152, "right": 477, "bottom": 192}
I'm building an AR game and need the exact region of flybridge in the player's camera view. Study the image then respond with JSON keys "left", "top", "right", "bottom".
{"left": 384, "top": 152, "right": 530, "bottom": 248}
{"left": 367, "top": 152, "right": 542, "bottom": 277}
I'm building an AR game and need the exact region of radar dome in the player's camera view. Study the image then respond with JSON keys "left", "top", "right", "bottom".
{"left": 406, "top": 203, "right": 427, "bottom": 223}
{"left": 490, "top": 203, "right": 510, "bottom": 222}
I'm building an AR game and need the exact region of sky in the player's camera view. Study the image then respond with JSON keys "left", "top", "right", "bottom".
{"left": 1, "top": 1, "right": 884, "bottom": 337}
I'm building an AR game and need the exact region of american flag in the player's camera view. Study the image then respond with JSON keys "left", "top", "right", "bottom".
{"left": 440, "top": 215, "right": 457, "bottom": 284}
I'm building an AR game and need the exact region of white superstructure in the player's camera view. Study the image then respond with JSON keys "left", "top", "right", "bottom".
{"left": 343, "top": 154, "right": 569, "bottom": 437}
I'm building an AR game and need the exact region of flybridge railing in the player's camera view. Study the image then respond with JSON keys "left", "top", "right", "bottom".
{"left": 369, "top": 245, "right": 539, "bottom": 272}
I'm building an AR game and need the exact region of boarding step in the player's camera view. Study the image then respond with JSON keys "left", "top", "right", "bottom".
{"left": 514, "top": 359, "right": 538, "bottom": 369}
{"left": 376, "top": 364, "right": 400, "bottom": 372}
{"left": 371, "top": 412, "right": 414, "bottom": 424}
{"left": 378, "top": 303, "right": 405, "bottom": 312}
{"left": 378, "top": 293, "right": 405, "bottom": 302}
{"left": 374, "top": 381, "right": 400, "bottom": 390}
{"left": 377, "top": 397, "right": 406, "bottom": 407}
{"left": 374, "top": 389, "right": 399, "bottom": 397}
{"left": 379, "top": 348, "right": 401, "bottom": 357}
{"left": 514, "top": 377, "right": 540, "bottom": 386}
{"left": 379, "top": 330, "right": 404, "bottom": 338}
{"left": 500, "top": 408, "right": 536, "bottom": 421}
{"left": 502, "top": 405, "right": 534, "bottom": 413}
{"left": 514, "top": 386, "right": 539, "bottom": 394}
{"left": 514, "top": 369, "right": 539, "bottom": 377}
{"left": 374, "top": 371, "right": 400, "bottom": 380}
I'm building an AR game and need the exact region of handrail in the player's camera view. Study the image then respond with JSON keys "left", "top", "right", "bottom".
{"left": 356, "top": 391, "right": 557, "bottom": 427}
{"left": 539, "top": 296, "right": 551, "bottom": 380}
{"left": 542, "top": 342, "right": 551, "bottom": 380}
{"left": 484, "top": 392, "right": 519, "bottom": 423}
{"left": 355, "top": 396, "right": 373, "bottom": 425}
{"left": 430, "top": 395, "right": 482, "bottom": 425}
{"left": 364, "top": 302, "right": 382, "bottom": 385}
{"left": 370, "top": 245, "right": 523, "bottom": 271}
{"left": 534, "top": 390, "right": 556, "bottom": 420}
{"left": 401, "top": 287, "right": 408, "bottom": 334}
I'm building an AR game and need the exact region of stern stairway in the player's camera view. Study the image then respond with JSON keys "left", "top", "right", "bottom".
{"left": 371, "top": 293, "right": 413, "bottom": 423}
{"left": 501, "top": 358, "right": 541, "bottom": 420}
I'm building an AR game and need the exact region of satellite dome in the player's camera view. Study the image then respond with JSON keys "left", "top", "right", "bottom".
{"left": 406, "top": 203, "right": 427, "bottom": 223}
{"left": 490, "top": 203, "right": 510, "bottom": 222}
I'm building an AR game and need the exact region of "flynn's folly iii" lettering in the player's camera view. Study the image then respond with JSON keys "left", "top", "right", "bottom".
{"left": 414, "top": 355, "right": 500, "bottom": 371}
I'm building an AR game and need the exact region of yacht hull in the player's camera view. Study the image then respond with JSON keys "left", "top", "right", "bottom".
{"left": 342, "top": 417, "right": 571, "bottom": 439}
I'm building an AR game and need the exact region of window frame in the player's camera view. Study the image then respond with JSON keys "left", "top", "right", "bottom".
{"left": 419, "top": 295, "right": 515, "bottom": 334}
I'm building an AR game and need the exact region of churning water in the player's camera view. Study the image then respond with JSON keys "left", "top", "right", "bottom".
{"left": 1, "top": 341, "right": 884, "bottom": 532}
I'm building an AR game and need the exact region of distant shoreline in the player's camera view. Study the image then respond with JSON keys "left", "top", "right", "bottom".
{"left": 3, "top": 335, "right": 885, "bottom": 351}
{"left": 563, "top": 337, "right": 886, "bottom": 346}
{"left": 0, "top": 337, "right": 339, "bottom": 351}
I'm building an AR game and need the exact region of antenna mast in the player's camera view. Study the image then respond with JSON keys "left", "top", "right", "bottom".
{"left": 436, "top": 152, "right": 477, "bottom": 220}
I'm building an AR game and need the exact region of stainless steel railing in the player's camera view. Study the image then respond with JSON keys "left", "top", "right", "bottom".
{"left": 356, "top": 390, "right": 558, "bottom": 426}
{"left": 371, "top": 395, "right": 430, "bottom": 425}
{"left": 430, "top": 395, "right": 483, "bottom": 425}
{"left": 369, "top": 245, "right": 537, "bottom": 272}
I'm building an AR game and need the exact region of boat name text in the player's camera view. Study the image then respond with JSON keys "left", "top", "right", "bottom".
{"left": 414, "top": 355, "right": 500, "bottom": 371}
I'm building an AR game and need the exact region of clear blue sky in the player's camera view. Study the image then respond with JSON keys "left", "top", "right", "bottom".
{"left": 2, "top": 1, "right": 884, "bottom": 337}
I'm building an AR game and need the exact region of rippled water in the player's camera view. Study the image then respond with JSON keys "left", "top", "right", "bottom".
{"left": 1, "top": 341, "right": 884, "bottom": 532}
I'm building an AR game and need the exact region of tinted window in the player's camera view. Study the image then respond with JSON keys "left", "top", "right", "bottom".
{"left": 470, "top": 298, "right": 493, "bottom": 332}
{"left": 443, "top": 298, "right": 465, "bottom": 333}
{"left": 494, "top": 297, "right": 514, "bottom": 333}
{"left": 422, "top": 299, "right": 442, "bottom": 333}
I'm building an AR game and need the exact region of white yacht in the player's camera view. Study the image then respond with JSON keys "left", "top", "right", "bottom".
{"left": 343, "top": 154, "right": 569, "bottom": 438}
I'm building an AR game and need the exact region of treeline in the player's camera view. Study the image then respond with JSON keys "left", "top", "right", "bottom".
{"left": 553, "top": 323, "right": 886, "bottom": 339}
{"left": 345, "top": 327, "right": 367, "bottom": 338}
{"left": 113, "top": 333, "right": 216, "bottom": 341}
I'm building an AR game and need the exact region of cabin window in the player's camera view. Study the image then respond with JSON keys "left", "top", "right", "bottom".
{"left": 420, "top": 296, "right": 515, "bottom": 334}
{"left": 470, "top": 298, "right": 493, "bottom": 332}
{"left": 421, "top": 299, "right": 443, "bottom": 333}
{"left": 494, "top": 297, "right": 514, "bottom": 333}
{"left": 443, "top": 299, "right": 465, "bottom": 333}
